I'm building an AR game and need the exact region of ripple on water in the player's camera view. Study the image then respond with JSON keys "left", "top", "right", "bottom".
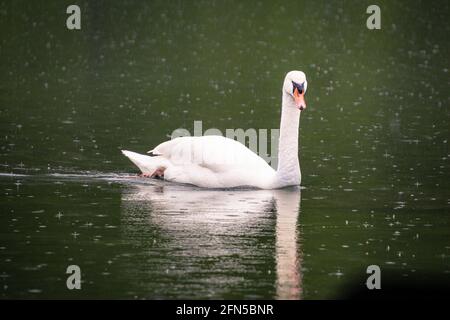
{"left": 27, "top": 289, "right": 42, "bottom": 294}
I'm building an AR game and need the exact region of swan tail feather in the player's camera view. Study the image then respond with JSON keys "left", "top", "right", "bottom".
{"left": 121, "top": 150, "right": 166, "bottom": 175}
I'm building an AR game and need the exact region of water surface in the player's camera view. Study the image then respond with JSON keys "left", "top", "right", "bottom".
{"left": 0, "top": 0, "right": 449, "bottom": 299}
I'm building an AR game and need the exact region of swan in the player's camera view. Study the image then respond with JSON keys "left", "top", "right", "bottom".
{"left": 121, "top": 70, "right": 307, "bottom": 189}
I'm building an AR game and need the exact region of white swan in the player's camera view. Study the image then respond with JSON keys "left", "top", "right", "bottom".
{"left": 121, "top": 70, "right": 307, "bottom": 189}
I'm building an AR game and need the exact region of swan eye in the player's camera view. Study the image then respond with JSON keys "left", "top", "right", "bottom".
{"left": 292, "top": 81, "right": 304, "bottom": 95}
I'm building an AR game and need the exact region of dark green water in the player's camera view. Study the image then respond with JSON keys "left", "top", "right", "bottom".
{"left": 0, "top": 0, "right": 449, "bottom": 299}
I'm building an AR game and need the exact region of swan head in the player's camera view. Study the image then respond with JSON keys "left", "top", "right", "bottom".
{"left": 283, "top": 70, "right": 307, "bottom": 111}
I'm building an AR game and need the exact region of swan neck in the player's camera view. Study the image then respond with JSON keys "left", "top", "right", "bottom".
{"left": 276, "top": 92, "right": 301, "bottom": 186}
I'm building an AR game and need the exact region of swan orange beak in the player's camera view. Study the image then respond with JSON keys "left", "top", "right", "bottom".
{"left": 293, "top": 87, "right": 306, "bottom": 111}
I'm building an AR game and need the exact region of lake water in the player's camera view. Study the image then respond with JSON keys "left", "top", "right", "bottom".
{"left": 0, "top": 0, "right": 449, "bottom": 299}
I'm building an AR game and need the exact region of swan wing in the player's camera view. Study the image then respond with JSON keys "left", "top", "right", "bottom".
{"left": 150, "top": 136, "right": 275, "bottom": 188}
{"left": 151, "top": 135, "right": 272, "bottom": 172}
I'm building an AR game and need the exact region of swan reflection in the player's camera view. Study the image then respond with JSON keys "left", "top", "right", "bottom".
{"left": 120, "top": 181, "right": 302, "bottom": 299}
